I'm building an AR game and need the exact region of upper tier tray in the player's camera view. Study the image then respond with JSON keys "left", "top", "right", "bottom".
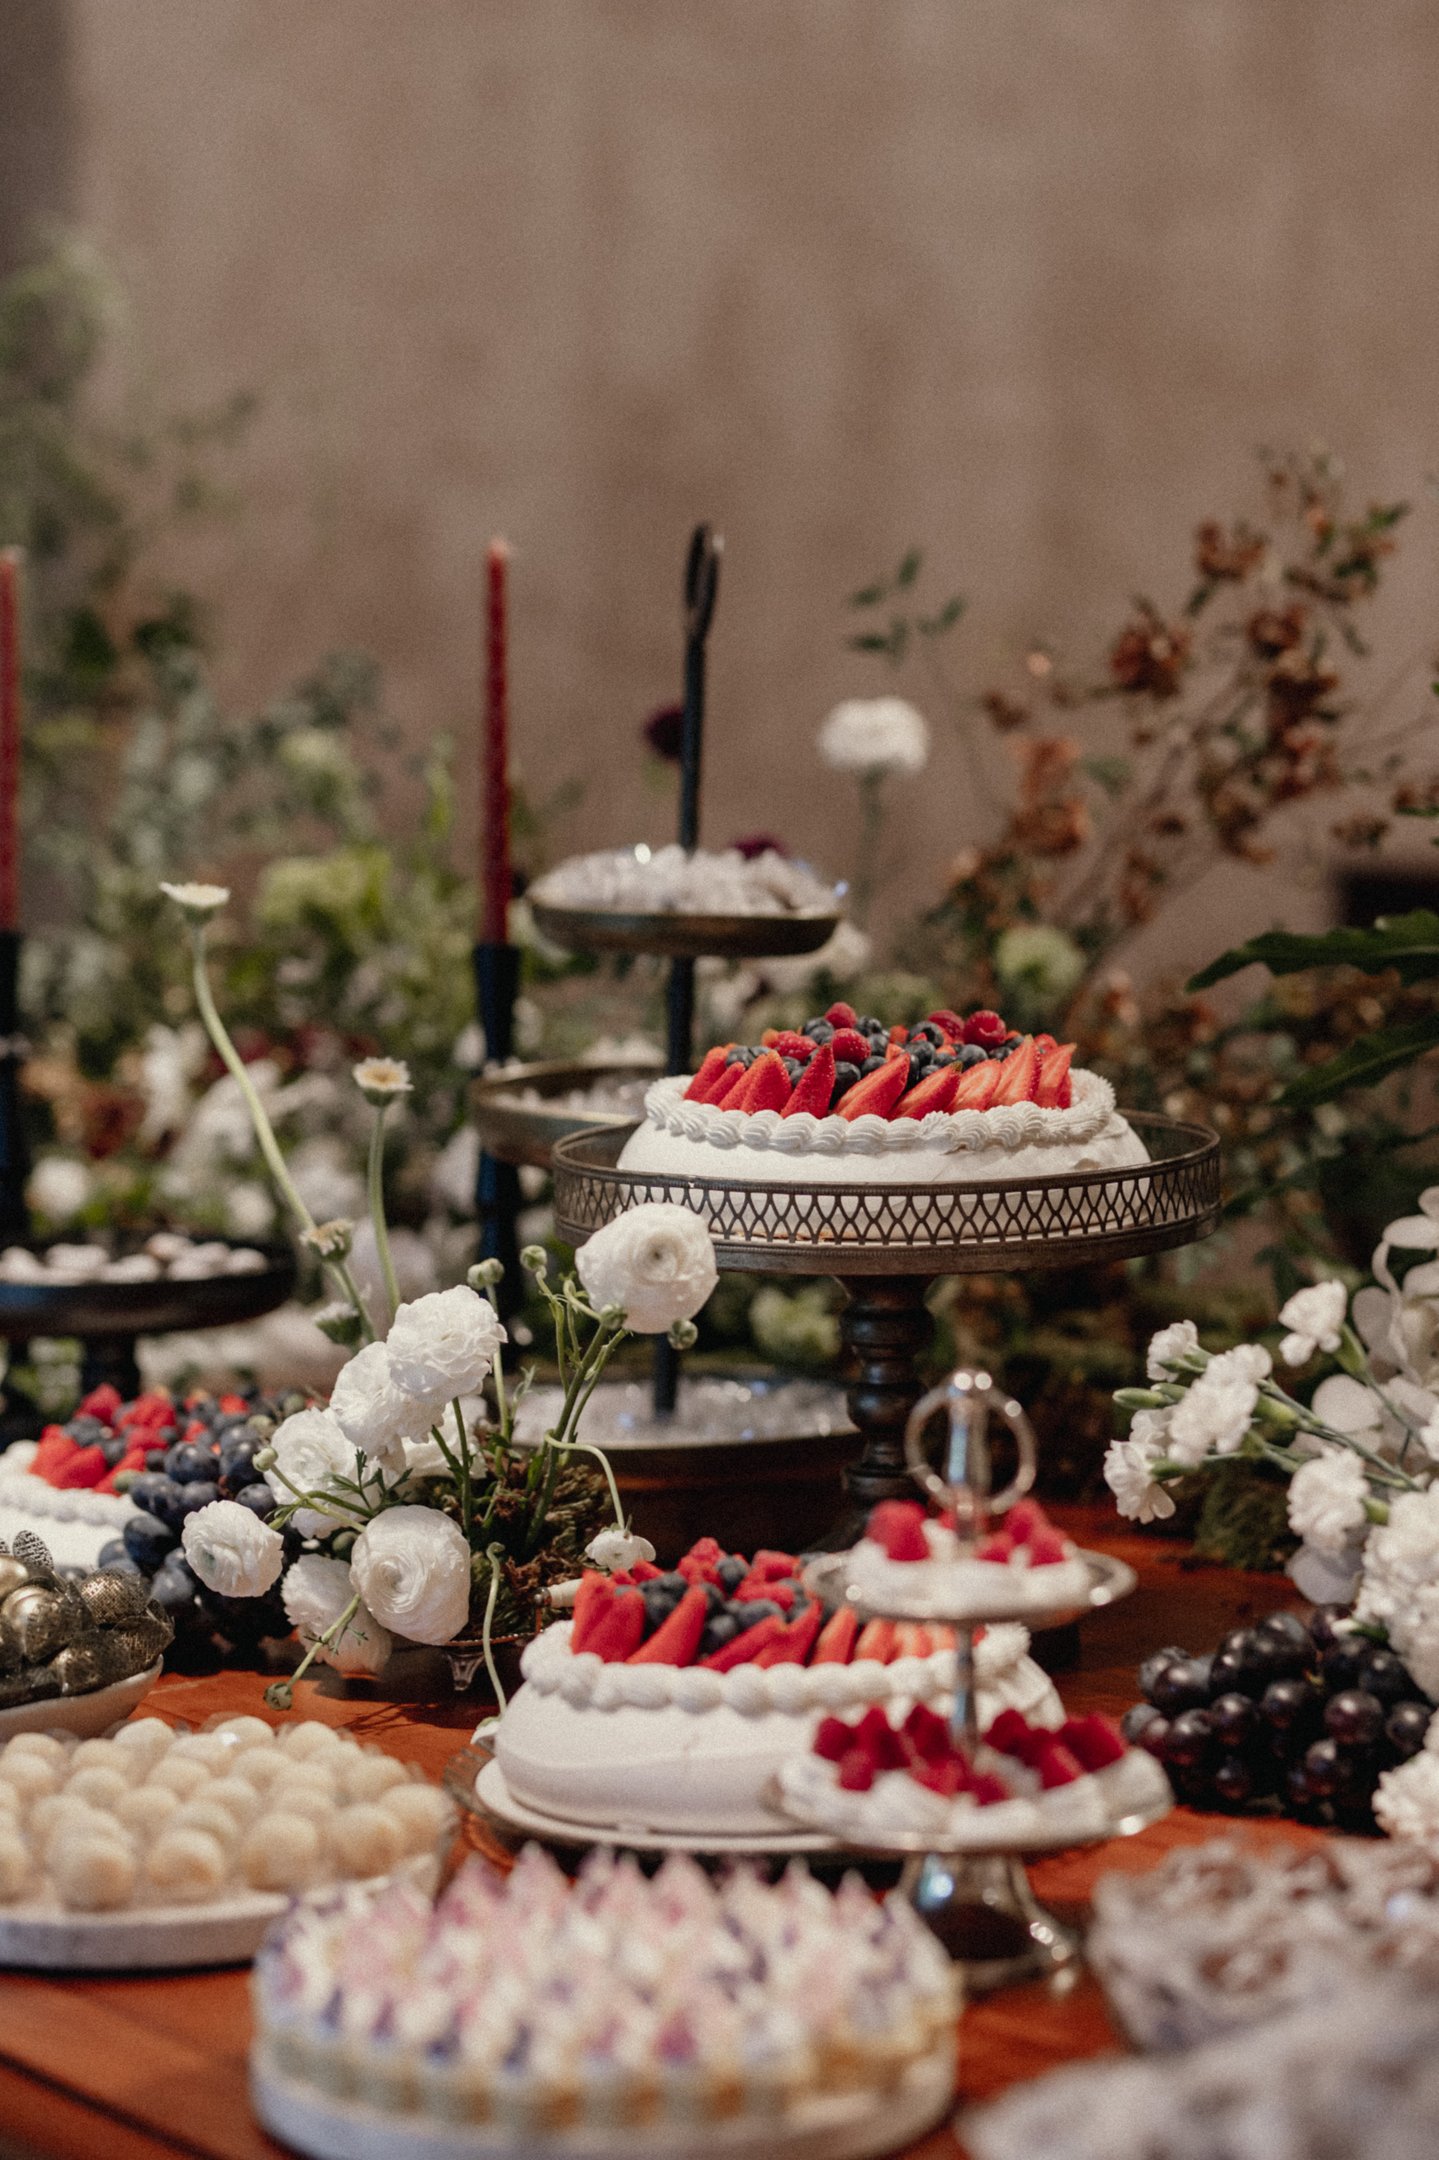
{"left": 0, "top": 1243, "right": 297, "bottom": 1341}
{"left": 472, "top": 1056, "right": 664, "bottom": 1170}
{"left": 802, "top": 1544, "right": 1138, "bottom": 1629}
{"left": 531, "top": 900, "right": 841, "bottom": 962}
{"left": 552, "top": 1113, "right": 1221, "bottom": 1276}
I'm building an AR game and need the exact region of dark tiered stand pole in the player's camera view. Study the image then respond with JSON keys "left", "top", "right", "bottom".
{"left": 473, "top": 940, "right": 523, "bottom": 1321}
{"left": 838, "top": 1276, "right": 936, "bottom": 1518}
{"left": 0, "top": 931, "right": 27, "bottom": 1246}
{"left": 652, "top": 525, "right": 722, "bottom": 1418}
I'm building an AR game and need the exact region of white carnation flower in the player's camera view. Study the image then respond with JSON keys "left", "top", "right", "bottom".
{"left": 181, "top": 1499, "right": 284, "bottom": 1598}
{"left": 1103, "top": 1438, "right": 1176, "bottom": 1524}
{"left": 350, "top": 1505, "right": 473, "bottom": 1645}
{"left": 1207, "top": 1343, "right": 1273, "bottom": 1387}
{"left": 817, "top": 696, "right": 929, "bottom": 778}
{"left": 1286, "top": 1448, "right": 1368, "bottom": 1555}
{"left": 1166, "top": 1363, "right": 1261, "bottom": 1466}
{"left": 1355, "top": 1488, "right": 1439, "bottom": 1695}
{"left": 1278, "top": 1280, "right": 1349, "bottom": 1366}
{"left": 576, "top": 1202, "right": 718, "bottom": 1334}
{"left": 329, "top": 1341, "right": 434, "bottom": 1475}
{"left": 1146, "top": 1319, "right": 1200, "bottom": 1381}
{"left": 1375, "top": 1744, "right": 1439, "bottom": 1842}
{"left": 281, "top": 1555, "right": 392, "bottom": 1677}
{"left": 386, "top": 1286, "right": 507, "bottom": 1413}
{"left": 266, "top": 1406, "right": 365, "bottom": 1537}
{"left": 585, "top": 1527, "right": 657, "bottom": 1572}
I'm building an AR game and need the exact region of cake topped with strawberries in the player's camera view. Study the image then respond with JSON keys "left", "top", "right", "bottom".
{"left": 492, "top": 1533, "right": 1062, "bottom": 1838}
{"left": 776, "top": 1700, "right": 1169, "bottom": 1851}
{"left": 832, "top": 1497, "right": 1096, "bottom": 1624}
{"left": 617, "top": 1002, "right": 1148, "bottom": 1188}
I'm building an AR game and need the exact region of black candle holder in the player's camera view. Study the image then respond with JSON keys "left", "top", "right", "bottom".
{"left": 473, "top": 938, "right": 523, "bottom": 1319}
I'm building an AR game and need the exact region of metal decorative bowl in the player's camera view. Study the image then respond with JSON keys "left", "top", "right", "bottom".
{"left": 471, "top": 1057, "right": 664, "bottom": 1170}
{"left": 531, "top": 900, "right": 842, "bottom": 962}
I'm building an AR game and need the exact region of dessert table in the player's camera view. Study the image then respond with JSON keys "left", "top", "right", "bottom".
{"left": 0, "top": 1506, "right": 1330, "bottom": 2160}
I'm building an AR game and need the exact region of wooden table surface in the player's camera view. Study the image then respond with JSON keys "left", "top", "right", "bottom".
{"left": 0, "top": 1507, "right": 1329, "bottom": 2160}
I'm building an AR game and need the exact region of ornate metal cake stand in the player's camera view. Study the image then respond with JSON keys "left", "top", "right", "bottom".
{"left": 778, "top": 1373, "right": 1169, "bottom": 1992}
{"left": 530, "top": 897, "right": 840, "bottom": 963}
{"left": 0, "top": 1244, "right": 297, "bottom": 1397}
{"left": 552, "top": 1112, "right": 1220, "bottom": 1534}
{"left": 472, "top": 1055, "right": 664, "bottom": 1171}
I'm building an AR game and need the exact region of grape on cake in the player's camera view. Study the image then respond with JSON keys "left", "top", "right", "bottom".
{"left": 618, "top": 1002, "right": 1149, "bottom": 1187}
{"left": 492, "top": 1533, "right": 1062, "bottom": 1837}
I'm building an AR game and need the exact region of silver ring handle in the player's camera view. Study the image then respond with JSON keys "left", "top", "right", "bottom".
{"left": 903, "top": 1369, "right": 1037, "bottom": 1538}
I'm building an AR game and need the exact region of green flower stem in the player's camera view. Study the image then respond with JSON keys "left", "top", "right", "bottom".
{"left": 492, "top": 1352, "right": 511, "bottom": 1446}
{"left": 524, "top": 1311, "right": 623, "bottom": 1556}
{"left": 548, "top": 1434, "right": 625, "bottom": 1531}
{"left": 367, "top": 1102, "right": 400, "bottom": 1325}
{"left": 480, "top": 1543, "right": 506, "bottom": 1712}
{"left": 264, "top": 1592, "right": 361, "bottom": 1711}
{"left": 452, "top": 1397, "right": 472, "bottom": 1540}
{"left": 187, "top": 923, "right": 375, "bottom": 1338}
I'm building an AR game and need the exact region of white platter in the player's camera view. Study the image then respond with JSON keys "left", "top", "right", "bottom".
{"left": 461, "top": 1754, "right": 839, "bottom": 1858}
{"left": 0, "top": 1851, "right": 441, "bottom": 1974}
{"left": 252, "top": 2037, "right": 954, "bottom": 2160}
{"left": 0, "top": 1660, "right": 162, "bottom": 1743}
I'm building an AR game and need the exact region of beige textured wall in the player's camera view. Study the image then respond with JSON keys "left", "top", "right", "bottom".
{"left": 63, "top": 0, "right": 1439, "bottom": 971}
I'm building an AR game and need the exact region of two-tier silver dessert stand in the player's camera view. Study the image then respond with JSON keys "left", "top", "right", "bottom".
{"left": 552, "top": 1110, "right": 1220, "bottom": 1540}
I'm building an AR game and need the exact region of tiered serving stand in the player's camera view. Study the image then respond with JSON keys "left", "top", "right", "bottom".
{"left": 552, "top": 1110, "right": 1220, "bottom": 1537}
{"left": 779, "top": 1371, "right": 1169, "bottom": 1991}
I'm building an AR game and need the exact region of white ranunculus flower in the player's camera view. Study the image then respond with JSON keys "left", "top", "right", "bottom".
{"left": 281, "top": 1555, "right": 392, "bottom": 1677}
{"left": 350, "top": 1505, "right": 473, "bottom": 1645}
{"left": 385, "top": 1286, "right": 507, "bottom": 1412}
{"left": 265, "top": 1406, "right": 364, "bottom": 1537}
{"left": 181, "top": 1500, "right": 284, "bottom": 1597}
{"left": 585, "top": 1527, "right": 657, "bottom": 1572}
{"left": 1278, "top": 1280, "right": 1349, "bottom": 1366}
{"left": 1103, "top": 1438, "right": 1176, "bottom": 1524}
{"left": 329, "top": 1342, "right": 434, "bottom": 1475}
{"left": 1146, "top": 1319, "right": 1200, "bottom": 1381}
{"left": 576, "top": 1202, "right": 718, "bottom": 1334}
{"left": 1286, "top": 1448, "right": 1368, "bottom": 1555}
{"left": 817, "top": 696, "right": 929, "bottom": 778}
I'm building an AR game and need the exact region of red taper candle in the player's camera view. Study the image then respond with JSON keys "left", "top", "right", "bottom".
{"left": 0, "top": 551, "right": 21, "bottom": 934}
{"left": 482, "top": 537, "right": 512, "bottom": 943}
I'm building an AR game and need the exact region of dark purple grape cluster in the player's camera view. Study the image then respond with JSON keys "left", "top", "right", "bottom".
{"left": 1122, "top": 1607, "right": 1434, "bottom": 1833}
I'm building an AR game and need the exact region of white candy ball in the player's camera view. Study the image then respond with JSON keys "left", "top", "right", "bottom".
{"left": 279, "top": 1722, "right": 345, "bottom": 1762}
{"left": 166, "top": 1734, "right": 228, "bottom": 1771}
{"left": 64, "top": 1766, "right": 130, "bottom": 1812}
{"left": 69, "top": 1739, "right": 135, "bottom": 1780}
{"left": 330, "top": 1803, "right": 405, "bottom": 1880}
{"left": 231, "top": 1750, "right": 286, "bottom": 1793}
{"left": 145, "top": 1828, "right": 227, "bottom": 1903}
{"left": 111, "top": 1718, "right": 173, "bottom": 1763}
{"left": 0, "top": 1825, "right": 29, "bottom": 1901}
{"left": 144, "top": 1758, "right": 212, "bottom": 1801}
{"left": 168, "top": 1800, "right": 239, "bottom": 1852}
{"left": 241, "top": 1811, "right": 322, "bottom": 1892}
{"left": 116, "top": 1785, "right": 179, "bottom": 1837}
{"left": 207, "top": 1716, "right": 275, "bottom": 1752}
{"left": 51, "top": 1832, "right": 137, "bottom": 1912}
{"left": 380, "top": 1782, "right": 455, "bottom": 1852}
{"left": 339, "top": 1751, "right": 409, "bottom": 1803}
{"left": 204, "top": 1777, "right": 257, "bottom": 1825}
{"left": 0, "top": 1755, "right": 61, "bottom": 1804}
{"left": 5, "top": 1733, "right": 69, "bottom": 1766}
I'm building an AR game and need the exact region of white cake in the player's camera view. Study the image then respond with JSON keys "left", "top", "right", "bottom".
{"left": 840, "top": 1518, "right": 1095, "bottom": 1625}
{"left": 492, "top": 1617, "right": 1061, "bottom": 1837}
{"left": 618, "top": 1068, "right": 1148, "bottom": 1188}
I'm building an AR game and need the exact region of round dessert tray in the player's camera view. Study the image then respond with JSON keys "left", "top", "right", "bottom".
{"left": 553, "top": 1115, "right": 1220, "bottom": 1528}
{"left": 803, "top": 1545, "right": 1137, "bottom": 1630}
{"left": 471, "top": 1055, "right": 664, "bottom": 1171}
{"left": 252, "top": 2034, "right": 955, "bottom": 2160}
{"left": 444, "top": 1744, "right": 839, "bottom": 1860}
{"left": 0, "top": 1240, "right": 297, "bottom": 1397}
{"left": 0, "top": 1659, "right": 161, "bottom": 1744}
{"left": 531, "top": 900, "right": 841, "bottom": 963}
{"left": 0, "top": 1851, "right": 440, "bottom": 1975}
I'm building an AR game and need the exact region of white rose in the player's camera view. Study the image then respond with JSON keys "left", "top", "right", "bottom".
{"left": 585, "top": 1527, "right": 657, "bottom": 1572}
{"left": 329, "top": 1342, "right": 434, "bottom": 1475}
{"left": 1103, "top": 1438, "right": 1176, "bottom": 1524}
{"left": 281, "top": 1556, "right": 392, "bottom": 1677}
{"left": 1286, "top": 1448, "right": 1368, "bottom": 1555}
{"left": 817, "top": 696, "right": 929, "bottom": 778}
{"left": 181, "top": 1500, "right": 284, "bottom": 1598}
{"left": 1146, "top": 1319, "right": 1199, "bottom": 1381}
{"left": 1278, "top": 1280, "right": 1349, "bottom": 1367}
{"left": 386, "top": 1286, "right": 507, "bottom": 1413}
{"left": 266, "top": 1406, "right": 365, "bottom": 1537}
{"left": 350, "top": 1505, "right": 473, "bottom": 1645}
{"left": 576, "top": 1202, "right": 718, "bottom": 1333}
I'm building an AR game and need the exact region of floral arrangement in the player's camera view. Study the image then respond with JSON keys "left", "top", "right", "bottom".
{"left": 156, "top": 882, "right": 718, "bottom": 1707}
{"left": 1106, "top": 1190, "right": 1439, "bottom": 1691}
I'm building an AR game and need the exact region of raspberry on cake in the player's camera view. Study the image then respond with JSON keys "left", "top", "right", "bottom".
{"left": 622, "top": 1006, "right": 1149, "bottom": 1189}
{"left": 838, "top": 1498, "right": 1097, "bottom": 1624}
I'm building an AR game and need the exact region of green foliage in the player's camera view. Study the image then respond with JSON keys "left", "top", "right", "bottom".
{"left": 846, "top": 549, "right": 965, "bottom": 662}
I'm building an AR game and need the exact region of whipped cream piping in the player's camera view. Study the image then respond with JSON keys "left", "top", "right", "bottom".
{"left": 0, "top": 1470, "right": 136, "bottom": 1528}
{"left": 641, "top": 1067, "right": 1118, "bottom": 1157}
{"left": 521, "top": 1619, "right": 955, "bottom": 1715}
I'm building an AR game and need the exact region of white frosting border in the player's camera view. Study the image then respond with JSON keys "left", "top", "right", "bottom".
{"left": 0, "top": 1469, "right": 136, "bottom": 1530}
{"left": 644, "top": 1066, "right": 1117, "bottom": 1158}
{"left": 519, "top": 1618, "right": 956, "bottom": 1716}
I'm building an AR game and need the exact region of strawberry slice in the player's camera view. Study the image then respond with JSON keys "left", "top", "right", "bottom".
{"left": 811, "top": 1605, "right": 859, "bottom": 1664}
{"left": 866, "top": 1500, "right": 930, "bottom": 1562}
{"left": 77, "top": 1383, "right": 123, "bottom": 1425}
{"left": 855, "top": 1617, "right": 898, "bottom": 1662}
{"left": 700, "top": 1613, "right": 787, "bottom": 1670}
{"left": 837, "top": 1748, "right": 876, "bottom": 1791}
{"left": 902, "top": 1703, "right": 953, "bottom": 1761}
{"left": 952, "top": 1058, "right": 1005, "bottom": 1110}
{"left": 769, "top": 1029, "right": 814, "bottom": 1061}
{"left": 752, "top": 1598, "right": 823, "bottom": 1666}
{"left": 627, "top": 1583, "right": 710, "bottom": 1664}
{"left": 836, "top": 1057, "right": 911, "bottom": 1122}
{"left": 1059, "top": 1714, "right": 1127, "bottom": 1771}
{"left": 1035, "top": 1740, "right": 1086, "bottom": 1789}
{"left": 897, "top": 1063, "right": 961, "bottom": 1119}
{"left": 912, "top": 1755, "right": 969, "bottom": 1797}
{"left": 684, "top": 1045, "right": 733, "bottom": 1103}
{"left": 990, "top": 1039, "right": 1039, "bottom": 1105}
{"left": 584, "top": 1589, "right": 647, "bottom": 1662}
{"left": 731, "top": 1050, "right": 792, "bottom": 1115}
{"left": 892, "top": 1621, "right": 932, "bottom": 1661}
{"left": 1005, "top": 1499, "right": 1047, "bottom": 1543}
{"left": 52, "top": 1444, "right": 109, "bottom": 1489}
{"left": 782, "top": 1042, "right": 835, "bottom": 1118}
{"left": 854, "top": 1706, "right": 908, "bottom": 1768}
{"left": 710, "top": 1059, "right": 752, "bottom": 1108}
{"left": 1034, "top": 1042, "right": 1075, "bottom": 1109}
{"left": 814, "top": 1714, "right": 853, "bottom": 1760}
